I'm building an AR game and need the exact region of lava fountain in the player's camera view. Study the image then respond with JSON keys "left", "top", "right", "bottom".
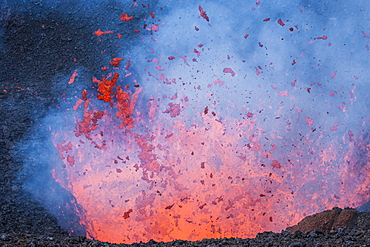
{"left": 19, "top": 0, "right": 370, "bottom": 244}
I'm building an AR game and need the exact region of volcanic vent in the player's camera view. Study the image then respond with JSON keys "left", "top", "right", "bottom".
{"left": 6, "top": 0, "right": 370, "bottom": 245}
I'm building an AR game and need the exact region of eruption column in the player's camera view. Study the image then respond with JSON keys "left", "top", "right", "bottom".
{"left": 21, "top": 0, "right": 370, "bottom": 244}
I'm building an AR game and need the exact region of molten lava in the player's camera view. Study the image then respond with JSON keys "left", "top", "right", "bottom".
{"left": 52, "top": 69, "right": 370, "bottom": 243}
{"left": 47, "top": 2, "right": 370, "bottom": 245}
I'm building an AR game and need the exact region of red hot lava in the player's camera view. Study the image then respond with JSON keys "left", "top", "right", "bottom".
{"left": 49, "top": 3, "right": 370, "bottom": 245}
{"left": 52, "top": 70, "right": 370, "bottom": 243}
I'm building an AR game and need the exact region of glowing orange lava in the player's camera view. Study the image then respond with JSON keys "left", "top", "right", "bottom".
{"left": 49, "top": 4, "right": 370, "bottom": 244}
{"left": 52, "top": 73, "right": 370, "bottom": 243}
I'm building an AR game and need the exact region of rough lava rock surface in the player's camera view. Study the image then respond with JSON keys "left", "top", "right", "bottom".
{"left": 286, "top": 207, "right": 359, "bottom": 234}
{"left": 1, "top": 208, "right": 370, "bottom": 246}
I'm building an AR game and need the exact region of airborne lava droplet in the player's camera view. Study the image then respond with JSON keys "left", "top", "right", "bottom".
{"left": 256, "top": 68, "right": 262, "bottom": 75}
{"left": 73, "top": 99, "right": 84, "bottom": 111}
{"left": 123, "top": 209, "right": 133, "bottom": 219}
{"left": 277, "top": 19, "right": 285, "bottom": 26}
{"left": 56, "top": 141, "right": 72, "bottom": 159}
{"left": 271, "top": 160, "right": 281, "bottom": 169}
{"left": 201, "top": 162, "right": 205, "bottom": 169}
{"left": 75, "top": 101, "right": 105, "bottom": 140}
{"left": 151, "top": 24, "right": 159, "bottom": 32}
{"left": 348, "top": 130, "right": 354, "bottom": 140}
{"left": 116, "top": 86, "right": 143, "bottom": 130}
{"left": 163, "top": 103, "right": 181, "bottom": 117}
{"left": 223, "top": 68, "right": 235, "bottom": 76}
{"left": 93, "top": 72, "right": 120, "bottom": 104}
{"left": 330, "top": 123, "right": 339, "bottom": 131}
{"left": 362, "top": 31, "right": 370, "bottom": 38}
{"left": 67, "top": 155, "right": 75, "bottom": 167}
{"left": 109, "top": 58, "right": 124, "bottom": 67}
{"left": 94, "top": 29, "right": 114, "bottom": 37}
{"left": 305, "top": 117, "right": 314, "bottom": 127}
{"left": 81, "top": 90, "right": 88, "bottom": 100}
{"left": 68, "top": 69, "right": 78, "bottom": 84}
{"left": 213, "top": 79, "right": 224, "bottom": 86}
{"left": 180, "top": 56, "right": 190, "bottom": 66}
{"left": 126, "top": 60, "right": 131, "bottom": 70}
{"left": 120, "top": 13, "right": 134, "bottom": 22}
{"left": 198, "top": 5, "right": 209, "bottom": 22}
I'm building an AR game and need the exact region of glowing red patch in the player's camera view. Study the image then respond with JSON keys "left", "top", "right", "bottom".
{"left": 198, "top": 5, "right": 209, "bottom": 22}
{"left": 223, "top": 68, "right": 235, "bottom": 77}
{"left": 120, "top": 13, "right": 134, "bottom": 22}
{"left": 94, "top": 29, "right": 114, "bottom": 37}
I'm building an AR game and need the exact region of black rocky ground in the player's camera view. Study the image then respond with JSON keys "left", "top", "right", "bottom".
{"left": 1, "top": 223, "right": 370, "bottom": 246}
{"left": 1, "top": 1, "right": 370, "bottom": 247}
{"left": 1, "top": 208, "right": 370, "bottom": 246}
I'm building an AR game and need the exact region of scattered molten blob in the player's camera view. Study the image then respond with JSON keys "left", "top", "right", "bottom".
{"left": 94, "top": 29, "right": 114, "bottom": 37}
{"left": 198, "top": 5, "right": 210, "bottom": 22}
{"left": 120, "top": 13, "right": 134, "bottom": 22}
{"left": 68, "top": 69, "right": 78, "bottom": 84}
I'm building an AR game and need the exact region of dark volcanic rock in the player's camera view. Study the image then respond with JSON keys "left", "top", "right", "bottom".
{"left": 286, "top": 207, "right": 358, "bottom": 234}
{"left": 1, "top": 208, "right": 370, "bottom": 246}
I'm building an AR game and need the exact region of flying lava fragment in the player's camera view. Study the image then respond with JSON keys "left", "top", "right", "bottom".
{"left": 120, "top": 13, "right": 134, "bottom": 22}
{"left": 198, "top": 5, "right": 210, "bottom": 22}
